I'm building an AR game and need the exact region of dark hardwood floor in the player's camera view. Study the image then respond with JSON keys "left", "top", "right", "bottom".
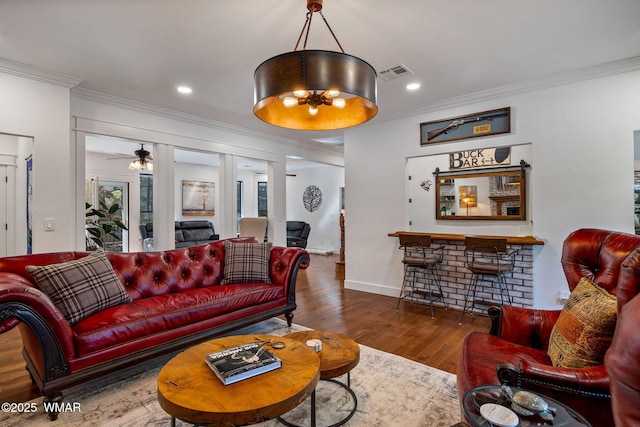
{"left": 0, "top": 253, "right": 490, "bottom": 403}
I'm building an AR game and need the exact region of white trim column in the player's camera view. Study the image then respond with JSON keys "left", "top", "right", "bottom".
{"left": 267, "top": 157, "right": 286, "bottom": 246}
{"left": 152, "top": 143, "right": 175, "bottom": 250}
{"left": 218, "top": 153, "right": 237, "bottom": 239}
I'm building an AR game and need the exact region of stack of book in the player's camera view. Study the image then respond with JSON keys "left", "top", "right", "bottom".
{"left": 205, "top": 342, "right": 282, "bottom": 385}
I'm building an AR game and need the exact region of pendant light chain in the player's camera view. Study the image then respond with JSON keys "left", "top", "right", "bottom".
{"left": 293, "top": 9, "right": 344, "bottom": 53}
{"left": 318, "top": 10, "right": 344, "bottom": 53}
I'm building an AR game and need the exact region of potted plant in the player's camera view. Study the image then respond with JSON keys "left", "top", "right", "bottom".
{"left": 85, "top": 202, "right": 128, "bottom": 251}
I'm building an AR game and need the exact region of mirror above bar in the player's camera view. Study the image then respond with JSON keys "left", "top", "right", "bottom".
{"left": 434, "top": 161, "right": 529, "bottom": 220}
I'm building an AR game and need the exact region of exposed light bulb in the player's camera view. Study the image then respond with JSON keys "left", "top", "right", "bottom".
{"left": 332, "top": 98, "right": 346, "bottom": 108}
{"left": 293, "top": 89, "right": 309, "bottom": 98}
{"left": 325, "top": 90, "right": 340, "bottom": 98}
{"left": 146, "top": 162, "right": 153, "bottom": 172}
{"left": 308, "top": 105, "right": 318, "bottom": 116}
{"left": 283, "top": 97, "right": 298, "bottom": 107}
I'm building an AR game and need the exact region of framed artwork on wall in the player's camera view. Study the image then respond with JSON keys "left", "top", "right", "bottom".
{"left": 182, "top": 180, "right": 215, "bottom": 216}
{"left": 420, "top": 107, "right": 511, "bottom": 145}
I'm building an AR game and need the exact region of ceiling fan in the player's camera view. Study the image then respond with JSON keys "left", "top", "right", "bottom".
{"left": 108, "top": 144, "right": 153, "bottom": 171}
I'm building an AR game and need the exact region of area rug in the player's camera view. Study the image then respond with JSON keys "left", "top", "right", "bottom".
{"left": 0, "top": 318, "right": 461, "bottom": 426}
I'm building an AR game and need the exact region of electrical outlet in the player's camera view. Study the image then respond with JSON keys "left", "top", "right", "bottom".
{"left": 558, "top": 290, "right": 570, "bottom": 303}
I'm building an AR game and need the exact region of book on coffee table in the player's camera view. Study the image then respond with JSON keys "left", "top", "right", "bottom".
{"left": 205, "top": 342, "right": 282, "bottom": 385}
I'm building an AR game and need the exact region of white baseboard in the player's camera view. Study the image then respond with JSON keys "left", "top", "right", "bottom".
{"left": 306, "top": 248, "right": 335, "bottom": 255}
{"left": 344, "top": 279, "right": 400, "bottom": 298}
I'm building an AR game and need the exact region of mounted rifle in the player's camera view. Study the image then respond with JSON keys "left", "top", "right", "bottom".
{"left": 427, "top": 111, "right": 508, "bottom": 141}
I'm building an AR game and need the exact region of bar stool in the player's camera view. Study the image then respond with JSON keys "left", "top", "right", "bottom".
{"left": 396, "top": 233, "right": 448, "bottom": 319}
{"left": 459, "top": 236, "right": 516, "bottom": 325}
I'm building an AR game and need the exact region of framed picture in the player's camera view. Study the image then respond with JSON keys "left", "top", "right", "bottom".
{"left": 182, "top": 180, "right": 215, "bottom": 216}
{"left": 420, "top": 107, "right": 511, "bottom": 145}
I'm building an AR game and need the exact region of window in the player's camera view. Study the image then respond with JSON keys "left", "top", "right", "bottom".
{"left": 258, "top": 181, "right": 268, "bottom": 217}
{"left": 140, "top": 174, "right": 153, "bottom": 225}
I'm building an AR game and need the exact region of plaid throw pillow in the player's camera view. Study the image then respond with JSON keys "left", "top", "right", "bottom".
{"left": 26, "top": 251, "right": 132, "bottom": 325}
{"left": 221, "top": 240, "right": 272, "bottom": 284}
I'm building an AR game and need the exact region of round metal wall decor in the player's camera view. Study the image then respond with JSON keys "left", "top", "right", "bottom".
{"left": 303, "top": 185, "right": 323, "bottom": 212}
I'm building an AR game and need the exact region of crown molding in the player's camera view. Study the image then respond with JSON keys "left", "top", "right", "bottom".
{"left": 381, "top": 55, "right": 640, "bottom": 121}
{"left": 71, "top": 87, "right": 344, "bottom": 156}
{"left": 0, "top": 57, "right": 83, "bottom": 88}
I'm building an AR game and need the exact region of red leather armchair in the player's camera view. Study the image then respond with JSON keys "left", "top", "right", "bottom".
{"left": 605, "top": 291, "right": 640, "bottom": 426}
{"left": 457, "top": 228, "right": 640, "bottom": 427}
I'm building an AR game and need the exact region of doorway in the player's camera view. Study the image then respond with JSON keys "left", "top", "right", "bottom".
{"left": 86, "top": 178, "right": 129, "bottom": 252}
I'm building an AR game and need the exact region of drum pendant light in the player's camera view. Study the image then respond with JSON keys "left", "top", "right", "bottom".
{"left": 253, "top": 0, "right": 378, "bottom": 131}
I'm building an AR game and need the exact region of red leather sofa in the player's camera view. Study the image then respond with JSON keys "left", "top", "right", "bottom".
{"left": 457, "top": 228, "right": 640, "bottom": 427}
{"left": 0, "top": 238, "right": 309, "bottom": 420}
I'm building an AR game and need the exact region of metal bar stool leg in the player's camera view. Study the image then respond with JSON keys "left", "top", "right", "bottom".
{"left": 396, "top": 264, "right": 410, "bottom": 309}
{"left": 460, "top": 274, "right": 478, "bottom": 325}
{"left": 498, "top": 273, "right": 512, "bottom": 305}
{"left": 426, "top": 267, "right": 436, "bottom": 319}
{"left": 432, "top": 268, "right": 447, "bottom": 310}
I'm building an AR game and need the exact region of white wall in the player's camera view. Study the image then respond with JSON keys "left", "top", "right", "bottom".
{"left": 286, "top": 164, "right": 344, "bottom": 253}
{"left": 0, "top": 73, "right": 73, "bottom": 253}
{"left": 344, "top": 70, "right": 640, "bottom": 309}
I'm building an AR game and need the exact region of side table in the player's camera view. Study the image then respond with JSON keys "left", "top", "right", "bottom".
{"left": 157, "top": 334, "right": 320, "bottom": 426}
{"left": 279, "top": 330, "right": 360, "bottom": 427}
{"left": 462, "top": 385, "right": 591, "bottom": 427}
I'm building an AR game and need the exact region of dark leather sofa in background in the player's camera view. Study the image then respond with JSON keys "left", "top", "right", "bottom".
{"left": 139, "top": 220, "right": 219, "bottom": 249}
{"left": 286, "top": 221, "right": 311, "bottom": 249}
{"left": 456, "top": 228, "right": 640, "bottom": 427}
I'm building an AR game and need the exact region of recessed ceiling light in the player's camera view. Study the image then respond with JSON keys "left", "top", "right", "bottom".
{"left": 406, "top": 83, "right": 421, "bottom": 91}
{"left": 177, "top": 86, "right": 192, "bottom": 94}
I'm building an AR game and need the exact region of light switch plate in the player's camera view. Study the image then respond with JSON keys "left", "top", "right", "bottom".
{"left": 44, "top": 218, "right": 55, "bottom": 231}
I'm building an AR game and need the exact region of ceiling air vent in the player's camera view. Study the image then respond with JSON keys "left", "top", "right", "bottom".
{"left": 379, "top": 64, "right": 414, "bottom": 81}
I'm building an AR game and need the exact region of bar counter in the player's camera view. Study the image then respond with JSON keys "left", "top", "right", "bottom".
{"left": 389, "top": 231, "right": 544, "bottom": 312}
{"left": 388, "top": 231, "right": 545, "bottom": 246}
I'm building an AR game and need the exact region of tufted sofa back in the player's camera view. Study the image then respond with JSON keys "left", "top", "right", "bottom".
{"left": 0, "top": 238, "right": 259, "bottom": 302}
{"left": 561, "top": 228, "right": 640, "bottom": 312}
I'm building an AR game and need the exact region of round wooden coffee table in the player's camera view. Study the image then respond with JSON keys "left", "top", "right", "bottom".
{"left": 157, "top": 334, "right": 320, "bottom": 426}
{"left": 279, "top": 330, "right": 360, "bottom": 427}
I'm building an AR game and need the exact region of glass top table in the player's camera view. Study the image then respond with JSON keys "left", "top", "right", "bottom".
{"left": 462, "top": 385, "right": 591, "bottom": 427}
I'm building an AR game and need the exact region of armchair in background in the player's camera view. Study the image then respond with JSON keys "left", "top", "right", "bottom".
{"left": 286, "top": 221, "right": 311, "bottom": 249}
{"left": 239, "top": 217, "right": 268, "bottom": 242}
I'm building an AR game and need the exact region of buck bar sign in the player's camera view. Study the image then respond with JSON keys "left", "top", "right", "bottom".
{"left": 449, "top": 146, "right": 511, "bottom": 170}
